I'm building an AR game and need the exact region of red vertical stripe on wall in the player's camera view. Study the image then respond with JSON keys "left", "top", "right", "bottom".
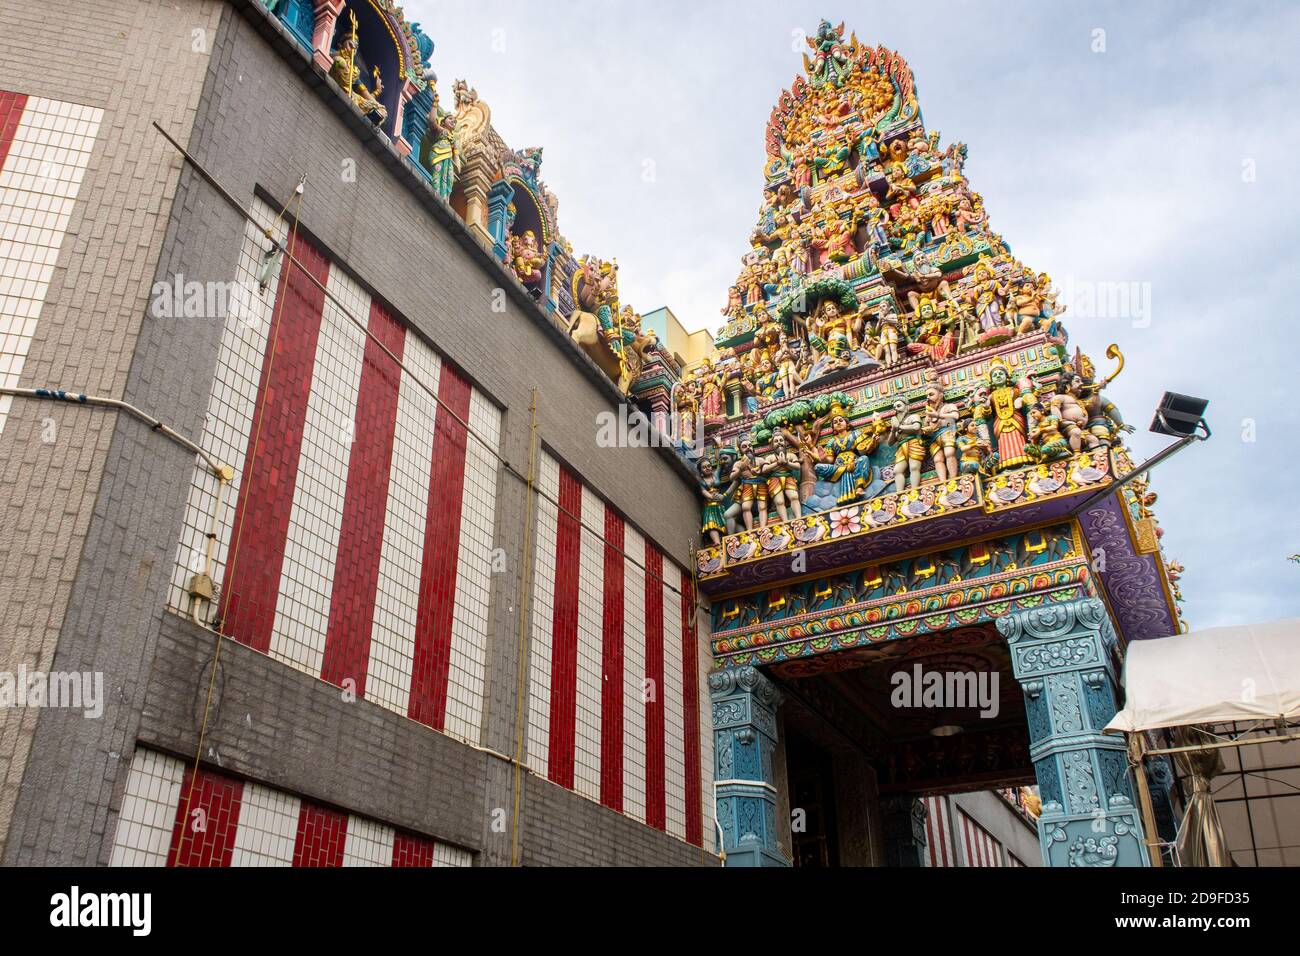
{"left": 392, "top": 832, "right": 436, "bottom": 867}
{"left": 680, "top": 568, "right": 702, "bottom": 846}
{"left": 166, "top": 768, "right": 244, "bottom": 868}
{"left": 0, "top": 92, "right": 27, "bottom": 168}
{"left": 599, "top": 509, "right": 625, "bottom": 810}
{"left": 547, "top": 466, "right": 583, "bottom": 788}
{"left": 293, "top": 802, "right": 348, "bottom": 867}
{"left": 220, "top": 230, "right": 330, "bottom": 650}
{"left": 408, "top": 364, "right": 472, "bottom": 729}
{"left": 320, "top": 300, "right": 406, "bottom": 695}
{"left": 644, "top": 546, "right": 666, "bottom": 830}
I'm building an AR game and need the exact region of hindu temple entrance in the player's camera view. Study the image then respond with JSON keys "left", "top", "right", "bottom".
{"left": 711, "top": 600, "right": 1156, "bottom": 867}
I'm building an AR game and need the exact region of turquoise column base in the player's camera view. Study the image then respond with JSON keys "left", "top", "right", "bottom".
{"left": 710, "top": 666, "right": 791, "bottom": 867}
{"left": 997, "top": 598, "right": 1150, "bottom": 868}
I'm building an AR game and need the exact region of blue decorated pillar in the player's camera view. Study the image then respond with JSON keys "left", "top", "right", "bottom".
{"left": 709, "top": 666, "right": 790, "bottom": 867}
{"left": 542, "top": 240, "right": 564, "bottom": 314}
{"left": 997, "top": 598, "right": 1149, "bottom": 867}
{"left": 486, "top": 180, "right": 515, "bottom": 262}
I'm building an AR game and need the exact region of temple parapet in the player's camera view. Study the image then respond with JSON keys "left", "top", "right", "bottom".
{"left": 264, "top": 0, "right": 665, "bottom": 395}
{"left": 697, "top": 449, "right": 1111, "bottom": 590}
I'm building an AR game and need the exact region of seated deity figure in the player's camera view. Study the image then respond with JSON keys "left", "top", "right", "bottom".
{"left": 955, "top": 418, "right": 991, "bottom": 475}
{"left": 905, "top": 297, "right": 956, "bottom": 363}
{"left": 1049, "top": 374, "right": 1101, "bottom": 453}
{"left": 1029, "top": 407, "right": 1071, "bottom": 462}
{"left": 887, "top": 397, "right": 926, "bottom": 492}
{"left": 330, "top": 16, "right": 388, "bottom": 125}
{"left": 813, "top": 402, "right": 888, "bottom": 505}
{"left": 507, "top": 230, "right": 546, "bottom": 286}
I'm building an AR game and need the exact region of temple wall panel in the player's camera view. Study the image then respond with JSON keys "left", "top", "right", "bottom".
{"left": 523, "top": 449, "right": 711, "bottom": 847}
{"left": 108, "top": 747, "right": 472, "bottom": 867}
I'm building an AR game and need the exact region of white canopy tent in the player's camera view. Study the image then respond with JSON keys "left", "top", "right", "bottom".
{"left": 1107, "top": 620, "right": 1300, "bottom": 733}
{"left": 1106, "top": 619, "right": 1300, "bottom": 866}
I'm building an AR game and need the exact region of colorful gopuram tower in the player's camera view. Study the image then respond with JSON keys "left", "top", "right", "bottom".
{"left": 687, "top": 20, "right": 1185, "bottom": 867}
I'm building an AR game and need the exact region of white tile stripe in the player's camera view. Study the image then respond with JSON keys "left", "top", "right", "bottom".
{"left": 622, "top": 526, "right": 647, "bottom": 824}
{"left": 0, "top": 95, "right": 103, "bottom": 434}
{"left": 695, "top": 592, "right": 716, "bottom": 851}
{"left": 662, "top": 575, "right": 687, "bottom": 841}
{"left": 444, "top": 388, "right": 502, "bottom": 743}
{"left": 342, "top": 815, "right": 395, "bottom": 867}
{"left": 925, "top": 796, "right": 956, "bottom": 867}
{"left": 525, "top": 450, "right": 560, "bottom": 778}
{"left": 573, "top": 485, "right": 605, "bottom": 803}
{"left": 169, "top": 199, "right": 287, "bottom": 615}
{"left": 108, "top": 749, "right": 184, "bottom": 867}
{"left": 367, "top": 332, "right": 440, "bottom": 717}
{"left": 231, "top": 783, "right": 300, "bottom": 867}
{"left": 267, "top": 266, "right": 368, "bottom": 678}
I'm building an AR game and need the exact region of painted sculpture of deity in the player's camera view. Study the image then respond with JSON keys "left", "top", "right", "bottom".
{"left": 985, "top": 357, "right": 1032, "bottom": 471}
{"left": 728, "top": 437, "right": 769, "bottom": 530}
{"left": 922, "top": 378, "right": 961, "bottom": 481}
{"left": 956, "top": 418, "right": 991, "bottom": 475}
{"left": 761, "top": 431, "right": 804, "bottom": 523}
{"left": 773, "top": 334, "right": 804, "bottom": 396}
{"left": 814, "top": 402, "right": 888, "bottom": 505}
{"left": 698, "top": 458, "right": 735, "bottom": 545}
{"left": 873, "top": 301, "right": 904, "bottom": 367}
{"left": 905, "top": 297, "right": 956, "bottom": 363}
{"left": 1029, "top": 407, "right": 1071, "bottom": 462}
{"left": 330, "top": 14, "right": 387, "bottom": 125}
{"left": 423, "top": 88, "right": 457, "bottom": 200}
{"left": 507, "top": 229, "right": 545, "bottom": 286}
{"left": 674, "top": 374, "right": 699, "bottom": 447}
{"left": 805, "top": 20, "right": 856, "bottom": 88}
{"left": 696, "top": 357, "right": 727, "bottom": 427}
{"left": 887, "top": 397, "right": 926, "bottom": 491}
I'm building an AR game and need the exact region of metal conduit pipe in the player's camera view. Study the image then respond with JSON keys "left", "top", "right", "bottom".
{"left": 0, "top": 385, "right": 234, "bottom": 625}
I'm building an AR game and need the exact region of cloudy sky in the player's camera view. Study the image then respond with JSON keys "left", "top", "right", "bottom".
{"left": 406, "top": 0, "right": 1299, "bottom": 629}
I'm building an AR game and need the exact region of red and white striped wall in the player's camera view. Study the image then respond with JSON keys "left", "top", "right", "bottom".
{"left": 957, "top": 808, "right": 1005, "bottom": 867}
{"left": 0, "top": 91, "right": 103, "bottom": 434}
{"left": 923, "top": 795, "right": 957, "bottom": 867}
{"left": 525, "top": 449, "right": 714, "bottom": 848}
{"left": 926, "top": 796, "right": 1015, "bottom": 867}
{"left": 171, "top": 198, "right": 502, "bottom": 744}
{"left": 109, "top": 748, "right": 471, "bottom": 867}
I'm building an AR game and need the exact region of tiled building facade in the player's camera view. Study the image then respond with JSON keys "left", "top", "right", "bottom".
{"left": 0, "top": 0, "right": 714, "bottom": 867}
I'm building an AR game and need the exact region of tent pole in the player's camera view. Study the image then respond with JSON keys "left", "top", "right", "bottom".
{"left": 1127, "top": 733, "right": 1165, "bottom": 867}
{"left": 1144, "top": 729, "right": 1300, "bottom": 758}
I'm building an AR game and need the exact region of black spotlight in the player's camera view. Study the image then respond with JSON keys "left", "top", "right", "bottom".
{"left": 1149, "top": 392, "right": 1209, "bottom": 438}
